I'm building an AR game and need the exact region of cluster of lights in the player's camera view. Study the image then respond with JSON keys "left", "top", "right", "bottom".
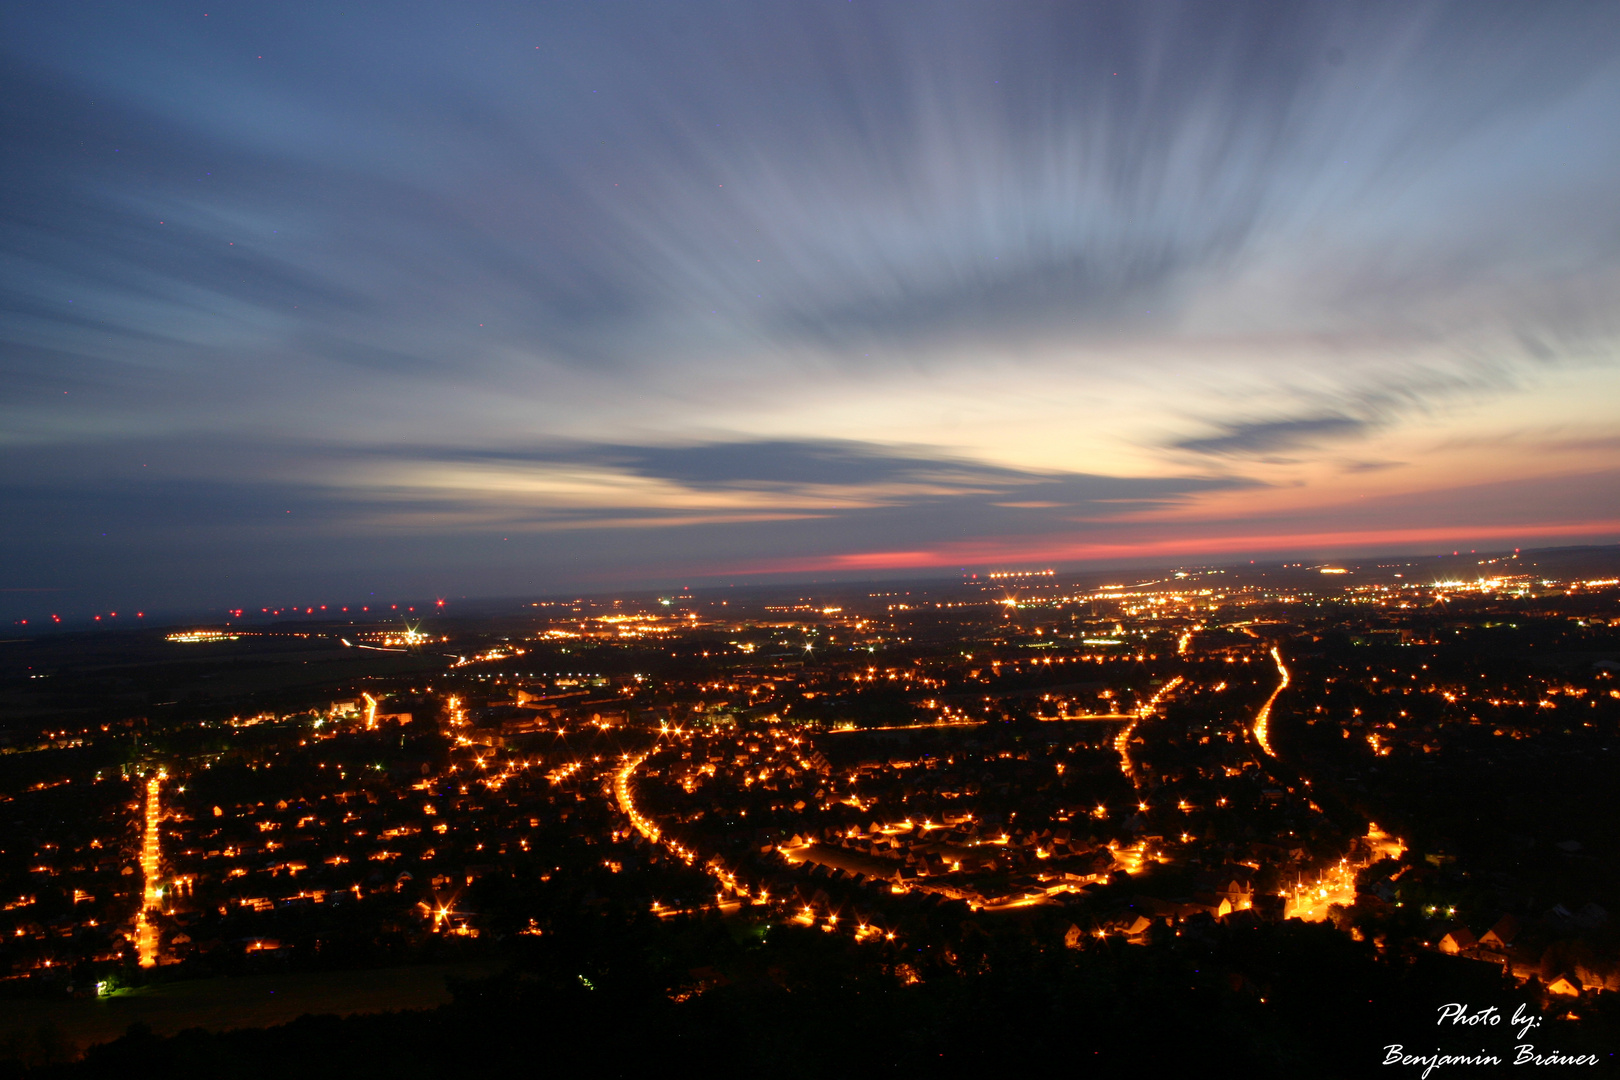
{"left": 166, "top": 630, "right": 239, "bottom": 643}
{"left": 546, "top": 761, "right": 585, "bottom": 785}
{"left": 1284, "top": 825, "right": 1404, "bottom": 921}
{"left": 135, "top": 771, "right": 166, "bottom": 968}
{"left": 451, "top": 646, "right": 523, "bottom": 667}
{"left": 69, "top": 567, "right": 1574, "bottom": 977}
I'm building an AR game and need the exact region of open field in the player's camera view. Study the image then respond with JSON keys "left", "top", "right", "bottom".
{"left": 0, "top": 959, "right": 505, "bottom": 1056}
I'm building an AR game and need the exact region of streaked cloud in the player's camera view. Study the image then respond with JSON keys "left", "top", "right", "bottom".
{"left": 1173, "top": 416, "right": 1371, "bottom": 457}
{"left": 2, "top": 0, "right": 1619, "bottom": 614}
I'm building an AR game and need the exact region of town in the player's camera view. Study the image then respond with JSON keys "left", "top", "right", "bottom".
{"left": 3, "top": 545, "right": 1619, "bottom": 1073}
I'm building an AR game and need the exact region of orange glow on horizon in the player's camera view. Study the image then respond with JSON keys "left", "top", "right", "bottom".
{"left": 724, "top": 518, "right": 1620, "bottom": 577}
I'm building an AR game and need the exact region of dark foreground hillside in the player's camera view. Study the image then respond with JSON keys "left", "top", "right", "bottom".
{"left": 8, "top": 910, "right": 1614, "bottom": 1080}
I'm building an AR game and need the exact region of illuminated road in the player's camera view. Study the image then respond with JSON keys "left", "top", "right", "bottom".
{"left": 135, "top": 772, "right": 164, "bottom": 968}
{"left": 614, "top": 753, "right": 661, "bottom": 843}
{"left": 1235, "top": 649, "right": 1405, "bottom": 922}
{"left": 1115, "top": 676, "right": 1183, "bottom": 781}
{"left": 615, "top": 748, "right": 756, "bottom": 914}
{"left": 1286, "top": 824, "right": 1404, "bottom": 921}
{"left": 1252, "top": 647, "right": 1289, "bottom": 758}
{"left": 608, "top": 656, "right": 1399, "bottom": 936}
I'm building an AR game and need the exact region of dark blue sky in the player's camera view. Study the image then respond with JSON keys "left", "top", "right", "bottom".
{"left": 5, "top": 1, "right": 1620, "bottom": 620}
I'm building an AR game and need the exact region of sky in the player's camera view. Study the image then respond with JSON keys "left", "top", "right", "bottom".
{"left": 4, "top": 0, "right": 1620, "bottom": 620}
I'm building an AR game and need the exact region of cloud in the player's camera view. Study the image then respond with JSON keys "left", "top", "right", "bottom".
{"left": 0, "top": 433, "right": 1244, "bottom": 545}
{"left": 1172, "top": 415, "right": 1371, "bottom": 457}
{"left": 3, "top": 1, "right": 1620, "bottom": 613}
{"left": 345, "top": 437, "right": 1247, "bottom": 523}
{"left": 469, "top": 439, "right": 1025, "bottom": 491}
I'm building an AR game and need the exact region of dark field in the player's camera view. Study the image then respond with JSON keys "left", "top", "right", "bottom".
{"left": 0, "top": 959, "right": 503, "bottom": 1057}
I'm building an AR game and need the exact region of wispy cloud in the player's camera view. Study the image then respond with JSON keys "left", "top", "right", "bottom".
{"left": 2, "top": 1, "right": 1619, "bottom": 612}
{"left": 1173, "top": 415, "right": 1370, "bottom": 457}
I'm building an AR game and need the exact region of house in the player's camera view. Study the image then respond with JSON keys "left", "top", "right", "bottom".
{"left": 1253, "top": 894, "right": 1286, "bottom": 921}
{"left": 1199, "top": 868, "right": 1254, "bottom": 906}
{"left": 1480, "top": 914, "right": 1520, "bottom": 949}
{"left": 1079, "top": 849, "right": 1116, "bottom": 875}
{"left": 1438, "top": 928, "right": 1477, "bottom": 954}
{"left": 1223, "top": 909, "right": 1264, "bottom": 930}
{"left": 1098, "top": 912, "right": 1152, "bottom": 937}
{"left": 1546, "top": 973, "right": 1583, "bottom": 997}
{"left": 1131, "top": 895, "right": 1176, "bottom": 918}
